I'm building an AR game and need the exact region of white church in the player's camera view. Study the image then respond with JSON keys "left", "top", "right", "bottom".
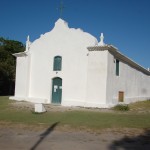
{"left": 10, "top": 19, "right": 150, "bottom": 108}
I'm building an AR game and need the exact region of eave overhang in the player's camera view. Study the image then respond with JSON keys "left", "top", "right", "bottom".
{"left": 13, "top": 51, "right": 28, "bottom": 57}
{"left": 87, "top": 45, "right": 150, "bottom": 76}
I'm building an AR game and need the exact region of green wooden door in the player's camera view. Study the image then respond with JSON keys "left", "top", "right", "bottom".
{"left": 52, "top": 78, "right": 62, "bottom": 104}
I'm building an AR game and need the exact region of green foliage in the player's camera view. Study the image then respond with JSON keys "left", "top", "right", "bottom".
{"left": 0, "top": 37, "right": 25, "bottom": 95}
{"left": 113, "top": 104, "right": 130, "bottom": 111}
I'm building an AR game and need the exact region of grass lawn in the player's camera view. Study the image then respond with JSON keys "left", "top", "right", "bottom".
{"left": 0, "top": 96, "right": 150, "bottom": 130}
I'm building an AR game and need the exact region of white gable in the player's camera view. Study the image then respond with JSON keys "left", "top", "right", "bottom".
{"left": 30, "top": 19, "right": 98, "bottom": 54}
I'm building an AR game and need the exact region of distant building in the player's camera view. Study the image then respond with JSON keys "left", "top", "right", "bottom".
{"left": 10, "top": 19, "right": 150, "bottom": 108}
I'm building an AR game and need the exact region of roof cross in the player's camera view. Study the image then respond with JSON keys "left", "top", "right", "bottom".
{"left": 57, "top": 0, "right": 65, "bottom": 18}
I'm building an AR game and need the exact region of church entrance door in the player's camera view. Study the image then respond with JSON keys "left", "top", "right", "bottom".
{"left": 52, "top": 77, "right": 62, "bottom": 104}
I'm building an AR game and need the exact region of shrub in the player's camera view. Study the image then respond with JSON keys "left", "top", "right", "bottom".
{"left": 113, "top": 104, "right": 129, "bottom": 111}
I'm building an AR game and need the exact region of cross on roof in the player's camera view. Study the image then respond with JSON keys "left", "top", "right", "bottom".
{"left": 57, "top": 0, "right": 65, "bottom": 18}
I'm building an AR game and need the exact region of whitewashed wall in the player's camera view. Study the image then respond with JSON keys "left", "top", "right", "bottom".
{"left": 106, "top": 51, "right": 150, "bottom": 105}
{"left": 85, "top": 50, "right": 108, "bottom": 107}
{"left": 26, "top": 19, "right": 97, "bottom": 105}
{"left": 14, "top": 56, "right": 28, "bottom": 99}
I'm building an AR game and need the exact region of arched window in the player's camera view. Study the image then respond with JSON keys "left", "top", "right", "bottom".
{"left": 53, "top": 56, "right": 62, "bottom": 71}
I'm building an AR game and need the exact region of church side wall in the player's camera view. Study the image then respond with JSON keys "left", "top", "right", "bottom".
{"left": 106, "top": 51, "right": 150, "bottom": 106}
{"left": 85, "top": 50, "right": 108, "bottom": 107}
{"left": 14, "top": 56, "right": 28, "bottom": 99}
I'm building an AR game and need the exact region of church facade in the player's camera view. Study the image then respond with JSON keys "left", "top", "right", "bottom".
{"left": 10, "top": 19, "right": 150, "bottom": 108}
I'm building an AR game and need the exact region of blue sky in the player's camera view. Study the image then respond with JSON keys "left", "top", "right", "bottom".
{"left": 1, "top": 0, "right": 150, "bottom": 68}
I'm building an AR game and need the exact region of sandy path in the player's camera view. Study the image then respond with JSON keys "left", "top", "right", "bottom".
{"left": 0, "top": 127, "right": 118, "bottom": 150}
{"left": 0, "top": 124, "right": 150, "bottom": 150}
{"left": 1, "top": 101, "right": 149, "bottom": 149}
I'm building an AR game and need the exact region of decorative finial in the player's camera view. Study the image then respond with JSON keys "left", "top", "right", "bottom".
{"left": 25, "top": 35, "right": 31, "bottom": 52}
{"left": 98, "top": 33, "right": 105, "bottom": 46}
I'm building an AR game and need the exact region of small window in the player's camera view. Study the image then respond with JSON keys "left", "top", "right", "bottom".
{"left": 118, "top": 91, "right": 124, "bottom": 102}
{"left": 53, "top": 56, "right": 62, "bottom": 71}
{"left": 116, "top": 59, "right": 119, "bottom": 76}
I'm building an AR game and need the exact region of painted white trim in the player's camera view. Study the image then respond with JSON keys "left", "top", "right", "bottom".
{"left": 13, "top": 52, "right": 28, "bottom": 57}
{"left": 9, "top": 96, "right": 49, "bottom": 104}
{"left": 62, "top": 99, "right": 111, "bottom": 108}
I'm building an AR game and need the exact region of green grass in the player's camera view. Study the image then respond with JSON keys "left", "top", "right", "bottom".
{"left": 0, "top": 96, "right": 150, "bottom": 130}
{"left": 130, "top": 100, "right": 150, "bottom": 111}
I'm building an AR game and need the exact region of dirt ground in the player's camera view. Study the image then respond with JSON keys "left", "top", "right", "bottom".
{"left": 0, "top": 101, "right": 149, "bottom": 150}
{"left": 10, "top": 100, "right": 114, "bottom": 112}
{"left": 0, "top": 122, "right": 150, "bottom": 150}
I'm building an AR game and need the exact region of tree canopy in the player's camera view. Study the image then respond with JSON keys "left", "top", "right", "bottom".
{"left": 0, "top": 37, "right": 25, "bottom": 95}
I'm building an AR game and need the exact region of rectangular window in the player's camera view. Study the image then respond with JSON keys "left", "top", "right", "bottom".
{"left": 116, "top": 59, "right": 119, "bottom": 76}
{"left": 118, "top": 91, "right": 124, "bottom": 102}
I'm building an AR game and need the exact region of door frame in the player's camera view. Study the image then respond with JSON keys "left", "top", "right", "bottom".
{"left": 51, "top": 77, "right": 62, "bottom": 104}
{"left": 118, "top": 91, "right": 124, "bottom": 102}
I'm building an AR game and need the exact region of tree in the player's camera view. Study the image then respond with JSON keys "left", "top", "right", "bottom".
{"left": 0, "top": 37, "right": 25, "bottom": 95}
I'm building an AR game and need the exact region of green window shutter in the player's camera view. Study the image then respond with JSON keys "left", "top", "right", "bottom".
{"left": 53, "top": 56, "right": 62, "bottom": 71}
{"left": 116, "top": 59, "right": 119, "bottom": 76}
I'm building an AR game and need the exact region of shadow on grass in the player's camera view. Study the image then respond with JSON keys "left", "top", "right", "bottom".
{"left": 109, "top": 129, "right": 150, "bottom": 150}
{"left": 30, "top": 122, "right": 59, "bottom": 150}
